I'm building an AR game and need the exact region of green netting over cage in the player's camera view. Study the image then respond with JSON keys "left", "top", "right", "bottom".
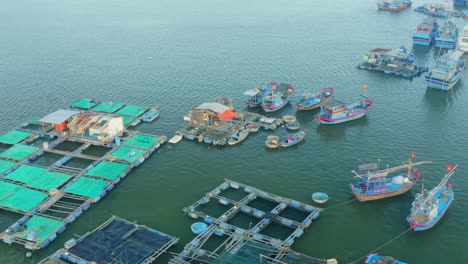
{"left": 92, "top": 101, "right": 124, "bottom": 113}
{"left": 0, "top": 160, "right": 16, "bottom": 175}
{"left": 211, "top": 241, "right": 280, "bottom": 264}
{"left": 0, "top": 130, "right": 33, "bottom": 145}
{"left": 0, "top": 144, "right": 39, "bottom": 161}
{"left": 123, "top": 116, "right": 136, "bottom": 126}
{"left": 123, "top": 134, "right": 159, "bottom": 149}
{"left": 71, "top": 98, "right": 99, "bottom": 110}
{"left": 107, "top": 146, "right": 145, "bottom": 163}
{"left": 0, "top": 185, "right": 48, "bottom": 212}
{"left": 29, "top": 117, "right": 42, "bottom": 125}
{"left": 64, "top": 177, "right": 108, "bottom": 198}
{"left": 12, "top": 215, "right": 65, "bottom": 243}
{"left": 27, "top": 172, "right": 72, "bottom": 191}
{"left": 0, "top": 181, "right": 21, "bottom": 200}
{"left": 85, "top": 161, "right": 129, "bottom": 181}
{"left": 115, "top": 105, "right": 147, "bottom": 117}
{"left": 4, "top": 165, "right": 47, "bottom": 183}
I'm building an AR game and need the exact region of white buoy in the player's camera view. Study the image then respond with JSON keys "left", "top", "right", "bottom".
{"left": 26, "top": 252, "right": 32, "bottom": 258}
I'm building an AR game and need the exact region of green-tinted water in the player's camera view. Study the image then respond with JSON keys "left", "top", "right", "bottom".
{"left": 1, "top": 0, "right": 467, "bottom": 263}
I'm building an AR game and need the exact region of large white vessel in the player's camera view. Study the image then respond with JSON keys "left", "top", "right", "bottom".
{"left": 457, "top": 25, "right": 468, "bottom": 52}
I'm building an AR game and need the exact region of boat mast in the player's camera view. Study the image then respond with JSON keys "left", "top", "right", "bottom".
{"left": 419, "top": 165, "right": 458, "bottom": 207}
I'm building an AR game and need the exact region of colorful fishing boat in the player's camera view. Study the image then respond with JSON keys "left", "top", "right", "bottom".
{"left": 407, "top": 165, "right": 457, "bottom": 231}
{"left": 244, "top": 83, "right": 272, "bottom": 108}
{"left": 317, "top": 94, "right": 372, "bottom": 125}
{"left": 350, "top": 156, "right": 432, "bottom": 202}
{"left": 280, "top": 130, "right": 306, "bottom": 148}
{"left": 261, "top": 82, "right": 295, "bottom": 112}
{"left": 413, "top": 18, "right": 439, "bottom": 46}
{"left": 365, "top": 253, "right": 408, "bottom": 264}
{"left": 414, "top": 3, "right": 461, "bottom": 18}
{"left": 426, "top": 50, "right": 465, "bottom": 90}
{"left": 296, "top": 87, "right": 334, "bottom": 111}
{"left": 377, "top": 0, "right": 412, "bottom": 11}
{"left": 435, "top": 21, "right": 458, "bottom": 49}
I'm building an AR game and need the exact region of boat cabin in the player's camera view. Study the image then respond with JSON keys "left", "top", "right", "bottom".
{"left": 431, "top": 51, "right": 464, "bottom": 80}
{"left": 244, "top": 88, "right": 264, "bottom": 103}
{"left": 263, "top": 93, "right": 282, "bottom": 106}
{"left": 321, "top": 101, "right": 346, "bottom": 115}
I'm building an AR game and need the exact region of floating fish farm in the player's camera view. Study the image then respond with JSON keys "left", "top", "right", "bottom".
{"left": 0, "top": 99, "right": 165, "bottom": 250}
{"left": 38, "top": 216, "right": 178, "bottom": 264}
{"left": 170, "top": 179, "right": 334, "bottom": 264}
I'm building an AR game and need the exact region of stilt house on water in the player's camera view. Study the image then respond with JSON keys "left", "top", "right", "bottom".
{"left": 67, "top": 113, "right": 124, "bottom": 142}
{"left": 185, "top": 102, "right": 237, "bottom": 127}
{"left": 39, "top": 109, "right": 81, "bottom": 134}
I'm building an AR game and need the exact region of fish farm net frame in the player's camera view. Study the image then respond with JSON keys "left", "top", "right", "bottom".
{"left": 0, "top": 99, "right": 164, "bottom": 251}
{"left": 38, "top": 216, "right": 179, "bottom": 264}
{"left": 115, "top": 105, "right": 148, "bottom": 117}
{"left": 170, "top": 179, "right": 327, "bottom": 264}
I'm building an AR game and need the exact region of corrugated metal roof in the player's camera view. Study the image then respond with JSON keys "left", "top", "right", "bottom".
{"left": 68, "top": 113, "right": 121, "bottom": 130}
{"left": 194, "top": 103, "right": 229, "bottom": 113}
{"left": 40, "top": 109, "right": 81, "bottom": 124}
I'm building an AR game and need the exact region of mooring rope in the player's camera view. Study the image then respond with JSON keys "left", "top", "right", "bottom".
{"left": 320, "top": 198, "right": 357, "bottom": 211}
{"left": 347, "top": 226, "right": 413, "bottom": 264}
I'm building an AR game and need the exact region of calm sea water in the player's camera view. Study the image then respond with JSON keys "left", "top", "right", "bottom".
{"left": 1, "top": 0, "right": 468, "bottom": 263}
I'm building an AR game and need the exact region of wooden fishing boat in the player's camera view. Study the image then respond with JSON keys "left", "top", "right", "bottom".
{"left": 296, "top": 87, "right": 334, "bottom": 111}
{"left": 365, "top": 253, "right": 407, "bottom": 264}
{"left": 244, "top": 84, "right": 271, "bottom": 108}
{"left": 228, "top": 129, "right": 249, "bottom": 145}
{"left": 280, "top": 130, "right": 306, "bottom": 148}
{"left": 350, "top": 155, "right": 432, "bottom": 202}
{"left": 142, "top": 108, "right": 160, "bottom": 122}
{"left": 261, "top": 82, "right": 295, "bottom": 112}
{"left": 407, "top": 165, "right": 457, "bottom": 231}
{"left": 317, "top": 94, "right": 372, "bottom": 125}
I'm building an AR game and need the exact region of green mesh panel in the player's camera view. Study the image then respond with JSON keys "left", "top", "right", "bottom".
{"left": 0, "top": 160, "right": 16, "bottom": 175}
{"left": 92, "top": 101, "right": 124, "bottom": 113}
{"left": 71, "top": 98, "right": 99, "bottom": 110}
{"left": 108, "top": 146, "right": 145, "bottom": 163}
{"left": 85, "top": 161, "right": 129, "bottom": 180}
{"left": 115, "top": 105, "right": 147, "bottom": 117}
{"left": 0, "top": 181, "right": 21, "bottom": 200}
{"left": 0, "top": 144, "right": 39, "bottom": 161}
{"left": 0, "top": 187, "right": 48, "bottom": 212}
{"left": 4, "top": 165, "right": 47, "bottom": 183}
{"left": 0, "top": 130, "right": 33, "bottom": 144}
{"left": 27, "top": 172, "right": 72, "bottom": 191}
{"left": 64, "top": 177, "right": 108, "bottom": 198}
{"left": 122, "top": 134, "right": 158, "bottom": 149}
{"left": 123, "top": 116, "right": 136, "bottom": 126}
{"left": 12, "top": 215, "right": 65, "bottom": 243}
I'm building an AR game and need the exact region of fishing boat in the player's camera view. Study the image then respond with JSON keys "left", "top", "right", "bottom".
{"left": 142, "top": 108, "right": 160, "bottom": 122}
{"left": 246, "top": 123, "right": 259, "bottom": 133}
{"left": 413, "top": 18, "right": 439, "bottom": 46}
{"left": 244, "top": 84, "right": 271, "bottom": 108}
{"left": 457, "top": 25, "right": 468, "bottom": 53}
{"left": 265, "top": 135, "right": 280, "bottom": 149}
{"left": 261, "top": 82, "right": 295, "bottom": 112}
{"left": 377, "top": 0, "right": 412, "bottom": 11}
{"left": 317, "top": 95, "right": 372, "bottom": 125}
{"left": 312, "top": 192, "right": 329, "bottom": 204}
{"left": 350, "top": 156, "right": 432, "bottom": 202}
{"left": 365, "top": 253, "right": 407, "bottom": 264}
{"left": 407, "top": 165, "right": 457, "bottom": 232}
{"left": 414, "top": 3, "right": 461, "bottom": 18}
{"left": 435, "top": 21, "right": 458, "bottom": 49}
{"left": 426, "top": 50, "right": 465, "bottom": 90}
{"left": 296, "top": 87, "right": 334, "bottom": 111}
{"left": 280, "top": 130, "right": 306, "bottom": 148}
{"left": 227, "top": 129, "right": 249, "bottom": 145}
{"left": 285, "top": 122, "right": 300, "bottom": 131}
{"left": 169, "top": 134, "right": 183, "bottom": 144}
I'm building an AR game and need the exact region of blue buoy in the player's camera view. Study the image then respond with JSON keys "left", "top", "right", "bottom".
{"left": 191, "top": 222, "right": 208, "bottom": 235}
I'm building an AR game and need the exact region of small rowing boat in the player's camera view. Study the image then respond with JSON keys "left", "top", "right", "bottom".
{"left": 280, "top": 130, "right": 306, "bottom": 148}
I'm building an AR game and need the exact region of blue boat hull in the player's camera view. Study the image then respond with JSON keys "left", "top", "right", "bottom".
{"left": 413, "top": 37, "right": 432, "bottom": 46}
{"left": 435, "top": 38, "right": 456, "bottom": 49}
{"left": 262, "top": 98, "right": 291, "bottom": 112}
{"left": 425, "top": 71, "right": 461, "bottom": 91}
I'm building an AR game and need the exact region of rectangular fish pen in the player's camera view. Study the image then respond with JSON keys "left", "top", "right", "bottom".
{"left": 0, "top": 102, "right": 166, "bottom": 251}
{"left": 170, "top": 179, "right": 332, "bottom": 264}
{"left": 38, "top": 216, "right": 178, "bottom": 264}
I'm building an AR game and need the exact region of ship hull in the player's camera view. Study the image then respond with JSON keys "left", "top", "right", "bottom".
{"left": 350, "top": 183, "right": 415, "bottom": 202}
{"left": 426, "top": 72, "right": 461, "bottom": 91}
